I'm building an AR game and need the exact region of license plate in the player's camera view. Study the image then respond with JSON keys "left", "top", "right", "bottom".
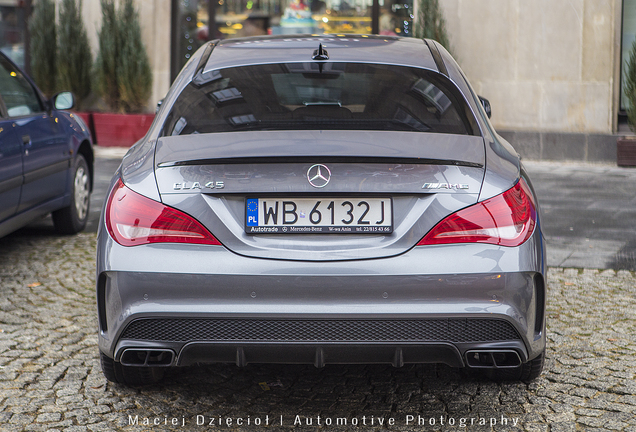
{"left": 245, "top": 198, "right": 393, "bottom": 234}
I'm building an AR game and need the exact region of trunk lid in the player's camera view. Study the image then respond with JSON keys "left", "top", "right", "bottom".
{"left": 154, "top": 130, "right": 485, "bottom": 261}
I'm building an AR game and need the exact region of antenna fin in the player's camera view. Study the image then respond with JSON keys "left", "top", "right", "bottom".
{"left": 312, "top": 43, "right": 329, "bottom": 60}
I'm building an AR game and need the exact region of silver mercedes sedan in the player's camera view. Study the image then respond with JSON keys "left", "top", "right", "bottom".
{"left": 96, "top": 35, "right": 546, "bottom": 386}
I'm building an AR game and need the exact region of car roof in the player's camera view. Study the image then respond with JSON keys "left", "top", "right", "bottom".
{"left": 203, "top": 35, "right": 439, "bottom": 72}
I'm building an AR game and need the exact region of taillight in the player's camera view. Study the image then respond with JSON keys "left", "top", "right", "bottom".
{"left": 105, "top": 178, "right": 222, "bottom": 247}
{"left": 417, "top": 179, "right": 537, "bottom": 247}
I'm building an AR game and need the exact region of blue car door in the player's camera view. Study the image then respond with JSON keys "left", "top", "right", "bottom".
{"left": 0, "top": 108, "right": 22, "bottom": 222}
{"left": 0, "top": 56, "right": 70, "bottom": 214}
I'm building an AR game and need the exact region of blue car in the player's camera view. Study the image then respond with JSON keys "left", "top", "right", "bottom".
{"left": 0, "top": 52, "right": 93, "bottom": 237}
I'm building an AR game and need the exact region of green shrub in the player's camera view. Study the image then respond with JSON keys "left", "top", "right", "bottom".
{"left": 415, "top": 0, "right": 451, "bottom": 53}
{"left": 57, "top": 0, "right": 92, "bottom": 108}
{"left": 117, "top": 0, "right": 152, "bottom": 113}
{"left": 626, "top": 39, "right": 636, "bottom": 133}
{"left": 29, "top": 0, "right": 57, "bottom": 97}
{"left": 95, "top": 0, "right": 153, "bottom": 113}
{"left": 94, "top": 0, "right": 119, "bottom": 111}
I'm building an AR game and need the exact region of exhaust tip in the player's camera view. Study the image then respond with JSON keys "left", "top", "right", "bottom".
{"left": 465, "top": 350, "right": 521, "bottom": 369}
{"left": 121, "top": 349, "right": 175, "bottom": 367}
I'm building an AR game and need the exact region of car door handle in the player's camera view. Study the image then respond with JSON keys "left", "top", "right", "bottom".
{"left": 22, "top": 135, "right": 31, "bottom": 146}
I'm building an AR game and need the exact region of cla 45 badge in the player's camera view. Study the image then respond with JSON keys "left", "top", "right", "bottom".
{"left": 173, "top": 181, "right": 225, "bottom": 190}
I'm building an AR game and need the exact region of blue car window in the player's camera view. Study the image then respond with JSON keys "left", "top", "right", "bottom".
{"left": 0, "top": 56, "right": 43, "bottom": 117}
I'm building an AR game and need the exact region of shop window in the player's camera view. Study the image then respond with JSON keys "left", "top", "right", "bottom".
{"left": 171, "top": 0, "right": 413, "bottom": 78}
{"left": 621, "top": 0, "right": 636, "bottom": 112}
{"left": 0, "top": 2, "right": 26, "bottom": 68}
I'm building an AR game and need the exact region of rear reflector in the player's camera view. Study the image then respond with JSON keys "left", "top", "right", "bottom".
{"left": 417, "top": 179, "right": 536, "bottom": 247}
{"left": 106, "top": 178, "right": 222, "bottom": 247}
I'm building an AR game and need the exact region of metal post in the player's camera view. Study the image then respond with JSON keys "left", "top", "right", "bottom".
{"left": 170, "top": 0, "right": 179, "bottom": 82}
{"left": 207, "top": 0, "right": 216, "bottom": 40}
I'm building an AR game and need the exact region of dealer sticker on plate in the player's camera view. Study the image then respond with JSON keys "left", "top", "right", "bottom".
{"left": 245, "top": 198, "right": 393, "bottom": 234}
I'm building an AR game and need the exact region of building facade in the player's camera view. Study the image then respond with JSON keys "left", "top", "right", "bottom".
{"left": 440, "top": 0, "right": 632, "bottom": 162}
{"left": 1, "top": 0, "right": 634, "bottom": 161}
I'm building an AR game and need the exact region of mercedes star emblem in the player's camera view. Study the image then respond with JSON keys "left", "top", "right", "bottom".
{"left": 307, "top": 164, "right": 331, "bottom": 188}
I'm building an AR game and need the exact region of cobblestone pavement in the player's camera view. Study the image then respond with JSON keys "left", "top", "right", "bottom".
{"left": 1, "top": 232, "right": 635, "bottom": 431}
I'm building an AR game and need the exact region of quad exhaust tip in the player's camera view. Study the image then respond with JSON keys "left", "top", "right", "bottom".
{"left": 465, "top": 350, "right": 522, "bottom": 368}
{"left": 120, "top": 349, "right": 175, "bottom": 367}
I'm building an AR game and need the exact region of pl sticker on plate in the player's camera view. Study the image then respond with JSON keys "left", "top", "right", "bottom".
{"left": 246, "top": 198, "right": 259, "bottom": 227}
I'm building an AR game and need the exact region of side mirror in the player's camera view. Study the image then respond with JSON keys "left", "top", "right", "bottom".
{"left": 53, "top": 92, "right": 75, "bottom": 110}
{"left": 478, "top": 96, "right": 492, "bottom": 119}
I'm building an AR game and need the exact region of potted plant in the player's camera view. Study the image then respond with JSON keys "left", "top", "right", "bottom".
{"left": 31, "top": 0, "right": 94, "bottom": 136}
{"left": 618, "top": 38, "right": 636, "bottom": 167}
{"left": 93, "top": 0, "right": 154, "bottom": 147}
{"left": 57, "top": 0, "right": 92, "bottom": 105}
{"left": 55, "top": 0, "right": 95, "bottom": 140}
{"left": 29, "top": 0, "right": 57, "bottom": 98}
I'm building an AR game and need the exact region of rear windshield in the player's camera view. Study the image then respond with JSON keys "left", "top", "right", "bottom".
{"left": 162, "top": 62, "right": 480, "bottom": 137}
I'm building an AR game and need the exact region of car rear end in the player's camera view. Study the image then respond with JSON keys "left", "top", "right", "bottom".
{"left": 96, "top": 36, "right": 546, "bottom": 385}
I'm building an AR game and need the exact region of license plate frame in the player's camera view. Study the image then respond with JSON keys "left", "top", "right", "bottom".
{"left": 245, "top": 197, "right": 393, "bottom": 234}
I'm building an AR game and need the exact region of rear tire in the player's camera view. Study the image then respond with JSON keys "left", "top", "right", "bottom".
{"left": 100, "top": 352, "right": 165, "bottom": 386}
{"left": 53, "top": 154, "right": 90, "bottom": 234}
{"left": 520, "top": 349, "right": 545, "bottom": 382}
{"left": 486, "top": 350, "right": 545, "bottom": 382}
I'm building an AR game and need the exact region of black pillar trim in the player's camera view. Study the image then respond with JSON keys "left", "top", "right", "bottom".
{"left": 208, "top": 0, "right": 217, "bottom": 41}
{"left": 371, "top": 0, "right": 379, "bottom": 34}
{"left": 170, "top": 0, "right": 179, "bottom": 83}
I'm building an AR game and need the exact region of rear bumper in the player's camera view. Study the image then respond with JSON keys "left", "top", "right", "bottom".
{"left": 96, "top": 229, "right": 546, "bottom": 368}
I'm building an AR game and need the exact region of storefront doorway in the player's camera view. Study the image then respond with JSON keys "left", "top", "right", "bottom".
{"left": 170, "top": 0, "right": 414, "bottom": 80}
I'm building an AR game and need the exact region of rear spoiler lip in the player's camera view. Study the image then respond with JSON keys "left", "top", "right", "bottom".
{"left": 157, "top": 156, "right": 483, "bottom": 169}
{"left": 153, "top": 130, "right": 486, "bottom": 169}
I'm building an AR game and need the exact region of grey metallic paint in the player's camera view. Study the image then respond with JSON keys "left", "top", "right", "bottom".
{"left": 97, "top": 227, "right": 545, "bottom": 363}
{"left": 205, "top": 36, "right": 437, "bottom": 74}
{"left": 97, "top": 35, "right": 546, "bottom": 372}
{"left": 432, "top": 40, "right": 521, "bottom": 201}
{"left": 154, "top": 132, "right": 485, "bottom": 168}
{"left": 161, "top": 192, "right": 478, "bottom": 261}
